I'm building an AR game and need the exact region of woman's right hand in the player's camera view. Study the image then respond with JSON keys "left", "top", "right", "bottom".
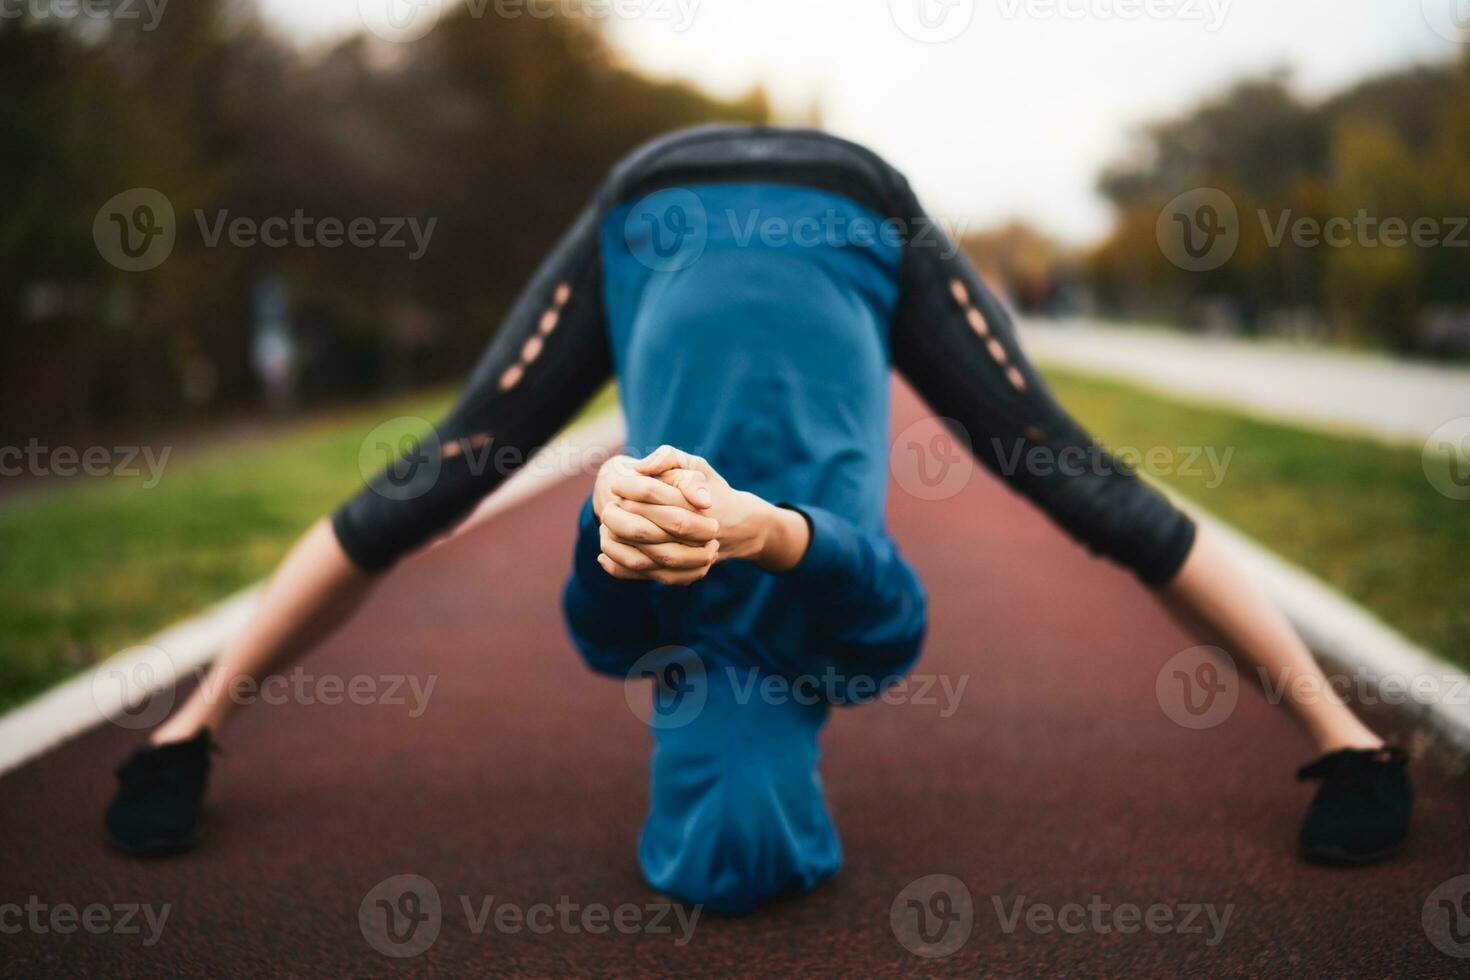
{"left": 592, "top": 454, "right": 721, "bottom": 584}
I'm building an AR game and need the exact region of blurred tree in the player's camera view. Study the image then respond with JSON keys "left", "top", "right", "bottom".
{"left": 1324, "top": 120, "right": 1425, "bottom": 348}
{"left": 961, "top": 221, "right": 1080, "bottom": 315}
{"left": 0, "top": 1, "right": 768, "bottom": 445}
{"left": 1089, "top": 54, "right": 1470, "bottom": 354}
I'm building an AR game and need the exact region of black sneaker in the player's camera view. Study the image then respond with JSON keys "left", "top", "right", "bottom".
{"left": 1297, "top": 746, "right": 1411, "bottom": 866}
{"left": 105, "top": 730, "right": 215, "bottom": 856}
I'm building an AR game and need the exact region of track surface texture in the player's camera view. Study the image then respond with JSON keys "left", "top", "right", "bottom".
{"left": 3, "top": 382, "right": 1468, "bottom": 978}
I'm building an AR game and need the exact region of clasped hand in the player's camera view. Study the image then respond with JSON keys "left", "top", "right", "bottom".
{"left": 591, "top": 446, "right": 809, "bottom": 585}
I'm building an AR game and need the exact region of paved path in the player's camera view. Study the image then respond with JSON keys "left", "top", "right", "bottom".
{"left": 1020, "top": 318, "right": 1470, "bottom": 443}
{"left": 3, "top": 384, "right": 1468, "bottom": 977}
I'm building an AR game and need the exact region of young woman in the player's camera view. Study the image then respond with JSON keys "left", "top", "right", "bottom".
{"left": 106, "top": 125, "right": 1411, "bottom": 913}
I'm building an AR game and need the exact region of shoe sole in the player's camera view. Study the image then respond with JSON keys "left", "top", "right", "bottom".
{"left": 106, "top": 825, "right": 204, "bottom": 858}
{"left": 1299, "top": 841, "right": 1402, "bottom": 867}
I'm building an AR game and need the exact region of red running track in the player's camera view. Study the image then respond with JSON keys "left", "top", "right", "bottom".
{"left": 2, "top": 382, "right": 1467, "bottom": 978}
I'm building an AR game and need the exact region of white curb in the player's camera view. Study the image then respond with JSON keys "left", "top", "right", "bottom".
{"left": 0, "top": 588, "right": 264, "bottom": 777}
{"left": 0, "top": 412, "right": 626, "bottom": 778}
{"left": 1174, "top": 497, "right": 1470, "bottom": 757}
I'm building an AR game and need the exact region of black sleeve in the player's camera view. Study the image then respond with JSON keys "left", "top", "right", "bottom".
{"left": 890, "top": 206, "right": 1196, "bottom": 587}
{"left": 331, "top": 203, "right": 614, "bottom": 572}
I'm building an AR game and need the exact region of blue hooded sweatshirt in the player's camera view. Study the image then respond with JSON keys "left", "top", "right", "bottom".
{"left": 562, "top": 182, "right": 927, "bottom": 914}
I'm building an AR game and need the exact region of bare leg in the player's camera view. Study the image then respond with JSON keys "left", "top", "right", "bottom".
{"left": 1163, "top": 525, "right": 1382, "bottom": 753}
{"left": 150, "top": 518, "right": 377, "bottom": 744}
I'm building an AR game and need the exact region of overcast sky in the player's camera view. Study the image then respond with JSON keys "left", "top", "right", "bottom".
{"left": 259, "top": 0, "right": 1464, "bottom": 243}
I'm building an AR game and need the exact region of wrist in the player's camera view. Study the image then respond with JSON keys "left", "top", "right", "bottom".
{"left": 754, "top": 502, "right": 811, "bottom": 573}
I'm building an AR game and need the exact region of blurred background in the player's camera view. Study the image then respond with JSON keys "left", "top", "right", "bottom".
{"left": 8, "top": 0, "right": 1470, "bottom": 446}
{"left": 2, "top": 0, "right": 1467, "bottom": 707}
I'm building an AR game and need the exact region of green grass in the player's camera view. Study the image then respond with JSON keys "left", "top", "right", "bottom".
{"left": 1040, "top": 365, "right": 1469, "bottom": 668}
{"left": 0, "top": 385, "right": 617, "bottom": 710}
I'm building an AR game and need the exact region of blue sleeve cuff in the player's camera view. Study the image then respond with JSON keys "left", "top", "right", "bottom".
{"left": 777, "top": 503, "right": 866, "bottom": 597}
